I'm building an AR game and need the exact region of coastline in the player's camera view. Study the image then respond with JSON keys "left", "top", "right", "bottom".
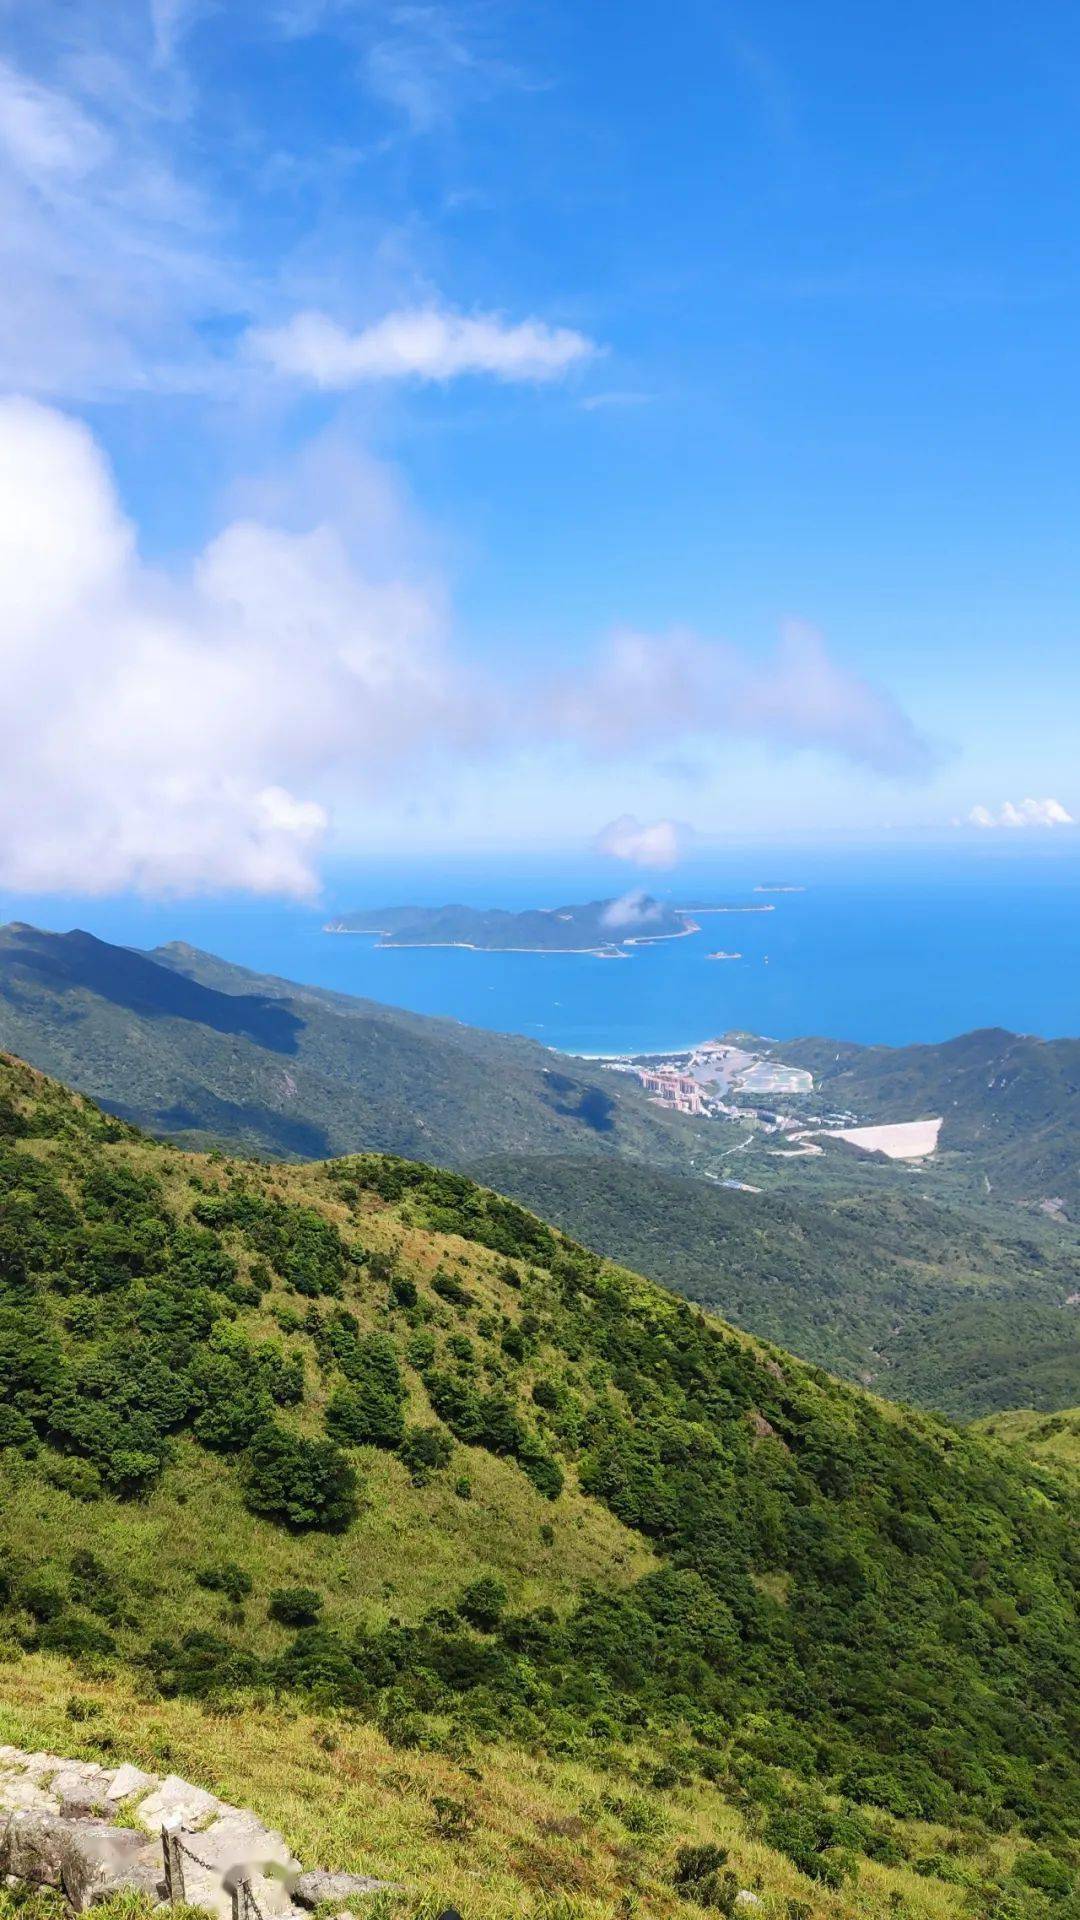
{"left": 322, "top": 919, "right": 701, "bottom": 955}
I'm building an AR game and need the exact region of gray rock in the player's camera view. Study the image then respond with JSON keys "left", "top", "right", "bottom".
{"left": 60, "top": 1822, "right": 163, "bottom": 1912}
{"left": 103, "top": 1764, "right": 155, "bottom": 1804}
{"left": 293, "top": 1868, "right": 399, "bottom": 1907}
{"left": 159, "top": 1809, "right": 298, "bottom": 1920}
{"left": 136, "top": 1774, "right": 220, "bottom": 1833}
{"left": 52, "top": 1767, "right": 114, "bottom": 1817}
{"left": 0, "top": 1808, "right": 71, "bottom": 1886}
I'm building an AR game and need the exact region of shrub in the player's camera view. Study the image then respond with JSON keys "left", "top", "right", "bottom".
{"left": 268, "top": 1586, "right": 323, "bottom": 1628}
{"left": 22, "top": 1578, "right": 67, "bottom": 1621}
{"left": 520, "top": 1442, "right": 564, "bottom": 1501}
{"left": 0, "top": 1406, "right": 38, "bottom": 1454}
{"left": 326, "top": 1336, "right": 405, "bottom": 1449}
{"left": 243, "top": 1426, "right": 359, "bottom": 1532}
{"left": 399, "top": 1426, "right": 453, "bottom": 1485}
{"left": 457, "top": 1576, "right": 508, "bottom": 1633}
{"left": 1014, "top": 1851, "right": 1073, "bottom": 1895}
{"left": 39, "top": 1612, "right": 116, "bottom": 1660}
{"left": 196, "top": 1562, "right": 253, "bottom": 1604}
{"left": 433, "top": 1273, "right": 472, "bottom": 1308}
{"left": 672, "top": 1844, "right": 737, "bottom": 1913}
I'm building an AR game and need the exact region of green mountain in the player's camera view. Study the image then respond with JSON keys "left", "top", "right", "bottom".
{"left": 1, "top": 1051, "right": 1079, "bottom": 1920}
{"left": 972, "top": 1406, "right": 1080, "bottom": 1486}
{"left": 325, "top": 895, "right": 691, "bottom": 950}
{"left": 764, "top": 1027, "right": 1080, "bottom": 1214}
{"left": 0, "top": 922, "right": 715, "bottom": 1167}
{"left": 468, "top": 1152, "right": 1080, "bottom": 1419}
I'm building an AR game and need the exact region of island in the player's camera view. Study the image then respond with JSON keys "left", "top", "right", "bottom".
{"left": 324, "top": 895, "right": 699, "bottom": 954}
{"left": 679, "top": 901, "right": 775, "bottom": 914}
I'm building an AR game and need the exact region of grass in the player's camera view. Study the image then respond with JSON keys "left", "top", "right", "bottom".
{"left": 0, "top": 1653, "right": 1004, "bottom": 1920}
{"left": 972, "top": 1406, "right": 1080, "bottom": 1483}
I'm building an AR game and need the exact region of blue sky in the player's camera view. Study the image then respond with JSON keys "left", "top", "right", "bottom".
{"left": 1, "top": 0, "right": 1078, "bottom": 897}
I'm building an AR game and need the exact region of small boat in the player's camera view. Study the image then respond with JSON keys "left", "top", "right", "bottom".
{"left": 707, "top": 950, "right": 741, "bottom": 961}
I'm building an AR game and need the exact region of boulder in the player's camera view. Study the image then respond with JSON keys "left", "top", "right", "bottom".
{"left": 135, "top": 1774, "right": 220, "bottom": 1833}
{"left": 59, "top": 1821, "right": 163, "bottom": 1912}
{"left": 0, "top": 1808, "right": 71, "bottom": 1886}
{"left": 0, "top": 1774, "right": 59, "bottom": 1814}
{"left": 51, "top": 1766, "right": 115, "bottom": 1817}
{"left": 163, "top": 1807, "right": 298, "bottom": 1920}
{"left": 293, "top": 1869, "right": 399, "bottom": 1906}
{"left": 104, "top": 1764, "right": 155, "bottom": 1804}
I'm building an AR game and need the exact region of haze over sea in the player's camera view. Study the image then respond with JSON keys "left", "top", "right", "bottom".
{"left": 4, "top": 842, "right": 1077, "bottom": 1057}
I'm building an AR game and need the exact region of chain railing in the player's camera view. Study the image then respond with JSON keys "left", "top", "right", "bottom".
{"left": 161, "top": 1821, "right": 272, "bottom": 1920}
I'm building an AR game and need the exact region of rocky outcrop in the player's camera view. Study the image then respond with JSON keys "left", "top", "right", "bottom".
{"left": 0, "top": 1746, "right": 395, "bottom": 1915}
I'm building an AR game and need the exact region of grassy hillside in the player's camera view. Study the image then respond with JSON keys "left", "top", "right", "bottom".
{"left": 972, "top": 1407, "right": 1080, "bottom": 1486}
{"left": 765, "top": 1028, "right": 1080, "bottom": 1215}
{"left": 468, "top": 1153, "right": 1080, "bottom": 1418}
{"left": 1, "top": 1052, "right": 1079, "bottom": 1920}
{"left": 0, "top": 923, "right": 720, "bottom": 1169}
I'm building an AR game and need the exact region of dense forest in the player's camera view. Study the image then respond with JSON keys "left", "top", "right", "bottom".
{"left": 470, "top": 1151, "right": 1080, "bottom": 1417}
{"left": 1, "top": 1052, "right": 1078, "bottom": 1918}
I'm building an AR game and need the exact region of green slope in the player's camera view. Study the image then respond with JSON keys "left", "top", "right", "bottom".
{"left": 467, "top": 1152, "right": 1080, "bottom": 1418}
{"left": 764, "top": 1027, "right": 1080, "bottom": 1214}
{"left": 1, "top": 1051, "right": 1079, "bottom": 1920}
{"left": 0, "top": 922, "right": 719, "bottom": 1169}
{"left": 972, "top": 1406, "right": 1080, "bottom": 1486}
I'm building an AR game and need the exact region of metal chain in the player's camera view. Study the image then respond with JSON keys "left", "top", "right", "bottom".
{"left": 175, "top": 1831, "right": 274, "bottom": 1920}
{"left": 245, "top": 1881, "right": 270, "bottom": 1920}
{"left": 175, "top": 1835, "right": 226, "bottom": 1874}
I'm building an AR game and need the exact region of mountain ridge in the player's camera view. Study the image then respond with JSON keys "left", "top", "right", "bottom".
{"left": 1, "top": 1049, "right": 1078, "bottom": 1919}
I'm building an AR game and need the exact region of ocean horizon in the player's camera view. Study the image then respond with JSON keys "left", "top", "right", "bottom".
{"left": 4, "top": 842, "right": 1078, "bottom": 1056}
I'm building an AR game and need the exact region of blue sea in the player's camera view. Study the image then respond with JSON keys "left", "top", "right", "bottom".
{"left": 3, "top": 843, "right": 1078, "bottom": 1054}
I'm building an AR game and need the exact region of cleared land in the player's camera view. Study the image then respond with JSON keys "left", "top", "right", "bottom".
{"left": 813, "top": 1117, "right": 943, "bottom": 1159}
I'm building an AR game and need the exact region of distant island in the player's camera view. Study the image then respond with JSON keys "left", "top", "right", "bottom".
{"left": 679, "top": 901, "right": 775, "bottom": 914}
{"left": 324, "top": 895, "right": 698, "bottom": 954}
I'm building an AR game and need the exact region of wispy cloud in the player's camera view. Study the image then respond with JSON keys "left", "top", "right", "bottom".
{"left": 547, "top": 622, "right": 936, "bottom": 778}
{"left": 249, "top": 307, "right": 596, "bottom": 386}
{"left": 968, "top": 798, "right": 1074, "bottom": 829}
{"left": 1, "top": 402, "right": 938, "bottom": 898}
{"left": 594, "top": 815, "right": 692, "bottom": 869}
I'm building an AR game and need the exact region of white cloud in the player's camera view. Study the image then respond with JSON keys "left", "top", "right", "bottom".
{"left": 0, "top": 58, "right": 112, "bottom": 175}
{"left": 0, "top": 405, "right": 937, "bottom": 899}
{"left": 0, "top": 27, "right": 235, "bottom": 400}
{"left": 0, "top": 397, "right": 467, "bottom": 897}
{"left": 968, "top": 798, "right": 1074, "bottom": 830}
{"left": 600, "top": 890, "right": 666, "bottom": 930}
{"left": 548, "top": 622, "right": 935, "bottom": 777}
{"left": 594, "top": 815, "right": 691, "bottom": 869}
{"left": 249, "top": 307, "right": 596, "bottom": 387}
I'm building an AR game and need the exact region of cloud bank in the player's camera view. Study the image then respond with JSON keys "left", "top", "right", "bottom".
{"left": 249, "top": 308, "right": 596, "bottom": 388}
{"left": 968, "top": 798, "right": 1074, "bottom": 830}
{"left": 0, "top": 397, "right": 465, "bottom": 896}
{"left": 594, "top": 815, "right": 691, "bottom": 869}
{"left": 548, "top": 623, "right": 935, "bottom": 777}
{"left": 0, "top": 403, "right": 936, "bottom": 899}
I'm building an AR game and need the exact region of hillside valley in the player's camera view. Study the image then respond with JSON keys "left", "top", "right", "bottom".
{"left": 469, "top": 1152, "right": 1080, "bottom": 1419}
{"left": 1, "top": 1051, "right": 1079, "bottom": 1920}
{"left": 2, "top": 921, "right": 1078, "bottom": 1426}
{"left": 0, "top": 923, "right": 717, "bottom": 1169}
